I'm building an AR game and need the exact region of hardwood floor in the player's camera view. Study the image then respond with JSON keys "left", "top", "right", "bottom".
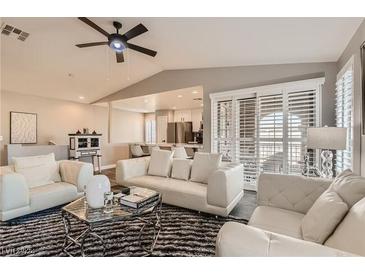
{"left": 101, "top": 168, "right": 257, "bottom": 220}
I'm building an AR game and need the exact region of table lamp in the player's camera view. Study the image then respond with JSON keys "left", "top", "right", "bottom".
{"left": 307, "top": 126, "right": 347, "bottom": 178}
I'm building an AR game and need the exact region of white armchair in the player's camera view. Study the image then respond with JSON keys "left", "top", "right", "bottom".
{"left": 0, "top": 160, "right": 93, "bottom": 221}
{"left": 0, "top": 172, "right": 29, "bottom": 215}
{"left": 216, "top": 173, "right": 365, "bottom": 256}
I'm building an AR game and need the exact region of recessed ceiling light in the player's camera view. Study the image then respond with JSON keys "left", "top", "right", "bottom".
{"left": 79, "top": 96, "right": 85, "bottom": 100}
{"left": 172, "top": 106, "right": 177, "bottom": 109}
{"left": 192, "top": 90, "right": 198, "bottom": 94}
{"left": 200, "top": 103, "right": 204, "bottom": 107}
{"left": 144, "top": 99, "right": 149, "bottom": 103}
{"left": 177, "top": 95, "right": 183, "bottom": 98}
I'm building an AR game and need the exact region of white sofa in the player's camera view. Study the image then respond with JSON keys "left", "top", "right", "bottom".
{"left": 116, "top": 156, "right": 244, "bottom": 216}
{"left": 0, "top": 160, "right": 93, "bottom": 221}
{"left": 216, "top": 173, "right": 365, "bottom": 256}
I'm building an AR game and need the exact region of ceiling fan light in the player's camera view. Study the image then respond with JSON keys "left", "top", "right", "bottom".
{"left": 108, "top": 35, "right": 126, "bottom": 53}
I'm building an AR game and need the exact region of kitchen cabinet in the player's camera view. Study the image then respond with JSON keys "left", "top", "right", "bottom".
{"left": 173, "top": 110, "right": 191, "bottom": 122}
{"left": 173, "top": 108, "right": 202, "bottom": 132}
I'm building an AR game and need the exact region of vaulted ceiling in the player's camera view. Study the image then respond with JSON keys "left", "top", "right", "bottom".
{"left": 1, "top": 17, "right": 362, "bottom": 103}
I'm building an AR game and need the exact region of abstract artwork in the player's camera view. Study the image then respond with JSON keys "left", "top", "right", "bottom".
{"left": 10, "top": 112, "right": 37, "bottom": 144}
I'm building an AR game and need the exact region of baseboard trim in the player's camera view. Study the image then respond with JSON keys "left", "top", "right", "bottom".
{"left": 95, "top": 164, "right": 116, "bottom": 172}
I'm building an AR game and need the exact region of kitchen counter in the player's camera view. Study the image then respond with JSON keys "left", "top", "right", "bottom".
{"left": 135, "top": 143, "right": 203, "bottom": 149}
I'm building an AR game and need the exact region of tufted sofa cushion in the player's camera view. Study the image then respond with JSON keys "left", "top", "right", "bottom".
{"left": 257, "top": 173, "right": 332, "bottom": 214}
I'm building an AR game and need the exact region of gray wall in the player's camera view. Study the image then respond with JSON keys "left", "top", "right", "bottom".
{"left": 97, "top": 62, "right": 338, "bottom": 152}
{"left": 337, "top": 19, "right": 365, "bottom": 175}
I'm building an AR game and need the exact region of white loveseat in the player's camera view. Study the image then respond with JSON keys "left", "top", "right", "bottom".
{"left": 116, "top": 155, "right": 244, "bottom": 216}
{"left": 216, "top": 173, "right": 365, "bottom": 256}
{"left": 0, "top": 159, "right": 93, "bottom": 221}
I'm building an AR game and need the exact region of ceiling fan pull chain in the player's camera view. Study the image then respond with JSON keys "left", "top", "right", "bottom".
{"left": 127, "top": 49, "right": 130, "bottom": 81}
{"left": 106, "top": 46, "right": 111, "bottom": 84}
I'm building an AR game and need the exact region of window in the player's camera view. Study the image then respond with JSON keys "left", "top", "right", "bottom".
{"left": 211, "top": 78, "right": 323, "bottom": 190}
{"left": 212, "top": 100, "right": 233, "bottom": 161}
{"left": 145, "top": 120, "right": 156, "bottom": 143}
{"left": 335, "top": 59, "right": 354, "bottom": 173}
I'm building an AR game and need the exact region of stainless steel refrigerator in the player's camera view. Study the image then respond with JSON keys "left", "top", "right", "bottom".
{"left": 167, "top": 122, "right": 193, "bottom": 143}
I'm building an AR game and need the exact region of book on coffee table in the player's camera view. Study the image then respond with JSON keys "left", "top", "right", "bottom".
{"left": 120, "top": 187, "right": 159, "bottom": 209}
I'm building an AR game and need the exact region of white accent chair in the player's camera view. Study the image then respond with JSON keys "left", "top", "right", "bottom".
{"left": 216, "top": 173, "right": 365, "bottom": 256}
{"left": 130, "top": 144, "right": 150, "bottom": 158}
{"left": 0, "top": 160, "right": 93, "bottom": 221}
{"left": 171, "top": 146, "right": 188, "bottom": 159}
{"left": 148, "top": 145, "right": 160, "bottom": 155}
{"left": 116, "top": 156, "right": 244, "bottom": 216}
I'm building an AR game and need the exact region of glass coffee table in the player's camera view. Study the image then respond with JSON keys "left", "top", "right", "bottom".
{"left": 61, "top": 192, "right": 162, "bottom": 257}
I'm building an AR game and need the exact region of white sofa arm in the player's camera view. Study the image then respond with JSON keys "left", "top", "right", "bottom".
{"left": 59, "top": 160, "right": 94, "bottom": 192}
{"left": 0, "top": 172, "right": 30, "bottom": 211}
{"left": 257, "top": 173, "right": 331, "bottom": 214}
{"left": 116, "top": 157, "right": 150, "bottom": 185}
{"left": 216, "top": 222, "right": 353, "bottom": 257}
{"left": 207, "top": 163, "right": 244, "bottom": 208}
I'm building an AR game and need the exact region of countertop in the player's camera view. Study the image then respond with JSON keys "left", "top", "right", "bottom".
{"left": 134, "top": 143, "right": 204, "bottom": 149}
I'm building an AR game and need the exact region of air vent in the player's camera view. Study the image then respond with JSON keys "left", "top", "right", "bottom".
{"left": 1, "top": 23, "right": 30, "bottom": 41}
{"left": 193, "top": 98, "right": 203, "bottom": 101}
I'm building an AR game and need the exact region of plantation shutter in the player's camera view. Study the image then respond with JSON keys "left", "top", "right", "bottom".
{"left": 212, "top": 99, "right": 234, "bottom": 161}
{"left": 237, "top": 97, "right": 257, "bottom": 188}
{"left": 335, "top": 68, "right": 353, "bottom": 172}
{"left": 257, "top": 93, "right": 284, "bottom": 174}
{"left": 211, "top": 78, "right": 323, "bottom": 190}
{"left": 287, "top": 89, "right": 318, "bottom": 174}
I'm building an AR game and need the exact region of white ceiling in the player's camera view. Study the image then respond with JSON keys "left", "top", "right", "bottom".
{"left": 102, "top": 86, "right": 204, "bottom": 113}
{"left": 1, "top": 17, "right": 362, "bottom": 104}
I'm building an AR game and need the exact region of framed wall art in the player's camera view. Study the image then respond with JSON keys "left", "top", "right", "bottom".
{"left": 10, "top": 111, "right": 37, "bottom": 144}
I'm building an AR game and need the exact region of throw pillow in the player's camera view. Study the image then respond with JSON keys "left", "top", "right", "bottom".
{"left": 190, "top": 152, "right": 222, "bottom": 183}
{"left": 325, "top": 197, "right": 365, "bottom": 256}
{"left": 171, "top": 159, "right": 192, "bottom": 181}
{"left": 301, "top": 191, "right": 348, "bottom": 244}
{"left": 147, "top": 149, "right": 173, "bottom": 177}
{"left": 328, "top": 169, "right": 365, "bottom": 207}
{"left": 13, "top": 153, "right": 61, "bottom": 188}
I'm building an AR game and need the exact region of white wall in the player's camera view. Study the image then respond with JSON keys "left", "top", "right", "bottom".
{"left": 0, "top": 90, "right": 144, "bottom": 166}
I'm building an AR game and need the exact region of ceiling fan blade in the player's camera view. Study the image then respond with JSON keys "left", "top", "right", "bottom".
{"left": 116, "top": 52, "right": 124, "bottom": 63}
{"left": 127, "top": 43, "right": 157, "bottom": 57}
{"left": 122, "top": 24, "right": 148, "bottom": 41}
{"left": 78, "top": 17, "right": 110, "bottom": 37}
{"left": 76, "top": 41, "right": 108, "bottom": 48}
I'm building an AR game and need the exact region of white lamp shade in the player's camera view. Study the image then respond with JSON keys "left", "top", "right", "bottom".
{"left": 307, "top": 127, "right": 347, "bottom": 150}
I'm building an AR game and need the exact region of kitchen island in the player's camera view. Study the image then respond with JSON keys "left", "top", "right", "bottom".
{"left": 131, "top": 142, "right": 203, "bottom": 157}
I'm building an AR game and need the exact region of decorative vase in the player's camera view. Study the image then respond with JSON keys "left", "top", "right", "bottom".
{"left": 86, "top": 175, "right": 111, "bottom": 209}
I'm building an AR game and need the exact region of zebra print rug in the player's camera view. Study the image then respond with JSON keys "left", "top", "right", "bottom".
{"left": 0, "top": 204, "right": 247, "bottom": 257}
